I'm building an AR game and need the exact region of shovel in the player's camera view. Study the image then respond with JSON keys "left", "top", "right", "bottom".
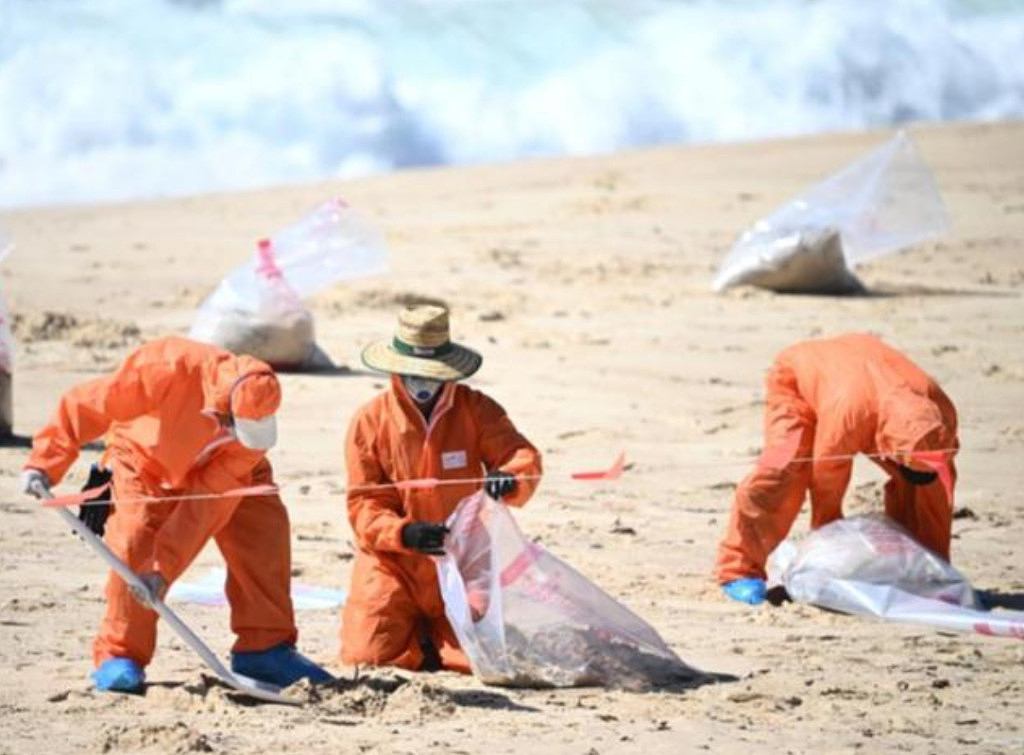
{"left": 36, "top": 482, "right": 299, "bottom": 705}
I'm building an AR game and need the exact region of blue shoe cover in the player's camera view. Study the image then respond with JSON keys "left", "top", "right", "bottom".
{"left": 231, "top": 644, "right": 334, "bottom": 687}
{"left": 91, "top": 657, "right": 145, "bottom": 692}
{"left": 722, "top": 577, "right": 768, "bottom": 605}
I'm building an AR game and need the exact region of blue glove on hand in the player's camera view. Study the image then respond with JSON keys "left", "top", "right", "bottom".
{"left": 722, "top": 577, "right": 768, "bottom": 605}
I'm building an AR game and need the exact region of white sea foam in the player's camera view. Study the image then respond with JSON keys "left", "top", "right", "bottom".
{"left": 0, "top": 0, "right": 1021, "bottom": 208}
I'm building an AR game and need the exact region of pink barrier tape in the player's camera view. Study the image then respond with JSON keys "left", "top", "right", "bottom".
{"left": 974, "top": 622, "right": 1024, "bottom": 640}
{"left": 34, "top": 448, "right": 964, "bottom": 509}
{"left": 39, "top": 482, "right": 112, "bottom": 508}
{"left": 395, "top": 478, "right": 442, "bottom": 490}
{"left": 42, "top": 483, "right": 279, "bottom": 508}
{"left": 570, "top": 451, "right": 625, "bottom": 480}
{"left": 352, "top": 453, "right": 627, "bottom": 494}
{"left": 499, "top": 542, "right": 544, "bottom": 588}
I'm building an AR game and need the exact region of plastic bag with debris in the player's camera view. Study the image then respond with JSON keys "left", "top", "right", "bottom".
{"left": 437, "top": 492, "right": 698, "bottom": 689}
{"left": 189, "top": 198, "right": 387, "bottom": 369}
{"left": 713, "top": 130, "right": 950, "bottom": 294}
{"left": 768, "top": 514, "right": 1024, "bottom": 639}
{"left": 0, "top": 240, "right": 14, "bottom": 435}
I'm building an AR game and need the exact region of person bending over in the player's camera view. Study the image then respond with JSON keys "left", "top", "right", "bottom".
{"left": 716, "top": 333, "right": 958, "bottom": 605}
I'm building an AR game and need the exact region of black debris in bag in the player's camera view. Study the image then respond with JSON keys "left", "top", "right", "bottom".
{"left": 437, "top": 493, "right": 701, "bottom": 690}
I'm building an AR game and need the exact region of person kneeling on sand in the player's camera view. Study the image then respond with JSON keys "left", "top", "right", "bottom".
{"left": 22, "top": 337, "right": 333, "bottom": 692}
{"left": 715, "top": 333, "right": 959, "bottom": 606}
{"left": 341, "top": 305, "right": 542, "bottom": 672}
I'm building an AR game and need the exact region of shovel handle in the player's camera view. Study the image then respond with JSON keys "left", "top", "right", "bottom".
{"left": 37, "top": 483, "right": 299, "bottom": 705}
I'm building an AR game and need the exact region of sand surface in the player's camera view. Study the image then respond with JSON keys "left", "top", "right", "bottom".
{"left": 1, "top": 122, "right": 1023, "bottom": 753}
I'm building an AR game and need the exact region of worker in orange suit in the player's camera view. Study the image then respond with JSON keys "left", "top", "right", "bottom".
{"left": 716, "top": 333, "right": 959, "bottom": 605}
{"left": 21, "top": 337, "right": 332, "bottom": 692}
{"left": 342, "top": 305, "right": 542, "bottom": 672}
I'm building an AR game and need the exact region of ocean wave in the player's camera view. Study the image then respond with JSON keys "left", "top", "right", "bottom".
{"left": 0, "top": 0, "right": 1021, "bottom": 208}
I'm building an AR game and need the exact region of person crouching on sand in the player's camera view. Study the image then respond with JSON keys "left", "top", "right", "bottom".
{"left": 341, "top": 305, "right": 542, "bottom": 672}
{"left": 715, "top": 333, "right": 959, "bottom": 605}
{"left": 22, "top": 337, "right": 333, "bottom": 692}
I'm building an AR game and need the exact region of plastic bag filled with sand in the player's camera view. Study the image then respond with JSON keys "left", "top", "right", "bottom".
{"left": 714, "top": 130, "right": 949, "bottom": 294}
{"left": 190, "top": 198, "right": 387, "bottom": 369}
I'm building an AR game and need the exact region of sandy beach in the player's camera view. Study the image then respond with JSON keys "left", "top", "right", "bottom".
{"left": 1, "top": 121, "right": 1022, "bottom": 753}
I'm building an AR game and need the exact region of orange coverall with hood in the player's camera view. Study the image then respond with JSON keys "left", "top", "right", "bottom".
{"left": 25, "top": 337, "right": 297, "bottom": 668}
{"left": 341, "top": 375, "right": 542, "bottom": 672}
{"left": 716, "top": 333, "right": 959, "bottom": 584}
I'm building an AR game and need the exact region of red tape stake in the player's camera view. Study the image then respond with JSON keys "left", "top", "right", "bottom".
{"left": 41, "top": 484, "right": 279, "bottom": 508}
{"left": 570, "top": 451, "right": 626, "bottom": 481}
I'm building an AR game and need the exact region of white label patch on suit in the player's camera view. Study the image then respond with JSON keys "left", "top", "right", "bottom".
{"left": 442, "top": 450, "right": 468, "bottom": 470}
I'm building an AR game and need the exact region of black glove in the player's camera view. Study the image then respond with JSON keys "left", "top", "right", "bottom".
{"left": 78, "top": 464, "right": 113, "bottom": 537}
{"left": 401, "top": 522, "right": 449, "bottom": 555}
{"left": 896, "top": 464, "right": 938, "bottom": 487}
{"left": 484, "top": 470, "right": 517, "bottom": 500}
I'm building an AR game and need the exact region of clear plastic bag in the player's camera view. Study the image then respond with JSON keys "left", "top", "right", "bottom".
{"left": 189, "top": 198, "right": 387, "bottom": 368}
{"left": 769, "top": 515, "right": 1024, "bottom": 639}
{"left": 0, "top": 242, "right": 14, "bottom": 435}
{"left": 0, "top": 283, "right": 14, "bottom": 375}
{"left": 713, "top": 130, "right": 950, "bottom": 293}
{"left": 437, "top": 493, "right": 697, "bottom": 689}
{"left": 167, "top": 567, "right": 346, "bottom": 611}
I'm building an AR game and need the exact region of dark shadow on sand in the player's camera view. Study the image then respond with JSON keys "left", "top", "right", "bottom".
{"left": 449, "top": 689, "right": 540, "bottom": 712}
{"left": 643, "top": 669, "right": 740, "bottom": 696}
{"left": 140, "top": 677, "right": 284, "bottom": 708}
{"left": 760, "top": 285, "right": 1020, "bottom": 299}
{"left": 0, "top": 433, "right": 103, "bottom": 451}
{"left": 976, "top": 590, "right": 1024, "bottom": 612}
{"left": 864, "top": 284, "right": 1022, "bottom": 299}
{"left": 767, "top": 585, "right": 792, "bottom": 606}
{"left": 274, "top": 363, "right": 363, "bottom": 377}
{"left": 0, "top": 433, "right": 33, "bottom": 449}
{"left": 272, "top": 345, "right": 380, "bottom": 379}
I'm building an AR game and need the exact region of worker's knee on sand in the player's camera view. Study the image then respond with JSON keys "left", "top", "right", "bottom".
{"left": 341, "top": 638, "right": 423, "bottom": 671}
{"left": 340, "top": 604, "right": 471, "bottom": 673}
{"left": 341, "top": 636, "right": 470, "bottom": 674}
{"left": 341, "top": 603, "right": 422, "bottom": 670}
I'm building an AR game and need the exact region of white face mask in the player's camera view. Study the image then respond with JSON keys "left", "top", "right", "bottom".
{"left": 402, "top": 375, "right": 443, "bottom": 404}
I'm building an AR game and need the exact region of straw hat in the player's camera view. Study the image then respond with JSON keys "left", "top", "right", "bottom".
{"left": 361, "top": 305, "right": 482, "bottom": 381}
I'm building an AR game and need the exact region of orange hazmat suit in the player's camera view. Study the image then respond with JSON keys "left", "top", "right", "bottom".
{"left": 341, "top": 375, "right": 542, "bottom": 672}
{"left": 716, "top": 333, "right": 959, "bottom": 584}
{"left": 25, "top": 337, "right": 297, "bottom": 668}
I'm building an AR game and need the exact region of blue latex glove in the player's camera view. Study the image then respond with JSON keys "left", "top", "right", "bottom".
{"left": 722, "top": 577, "right": 768, "bottom": 605}
{"left": 91, "top": 657, "right": 145, "bottom": 692}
